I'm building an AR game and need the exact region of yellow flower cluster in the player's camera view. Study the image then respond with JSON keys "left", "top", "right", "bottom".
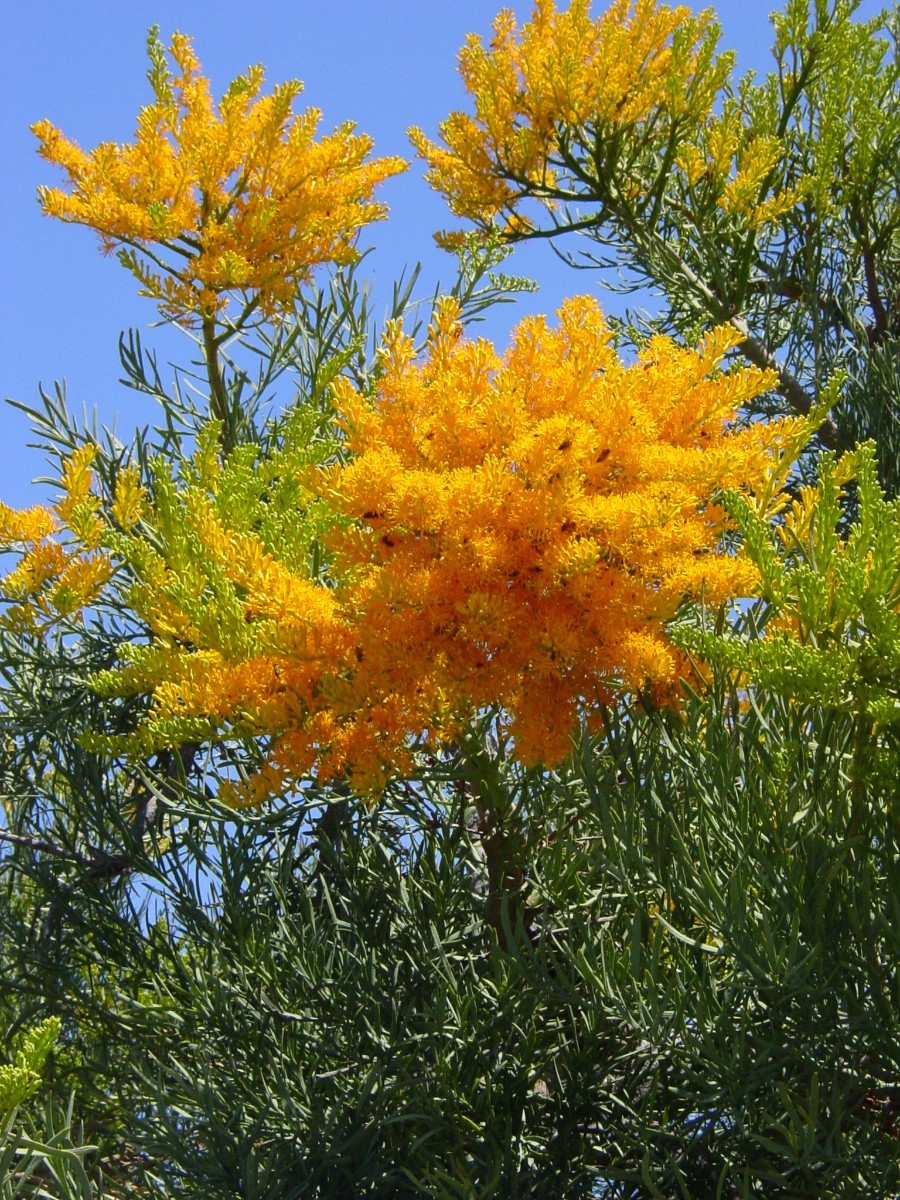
{"left": 69, "top": 298, "right": 804, "bottom": 803}
{"left": 409, "top": 0, "right": 728, "bottom": 235}
{"left": 313, "top": 297, "right": 786, "bottom": 768}
{"left": 677, "top": 109, "right": 808, "bottom": 229}
{"left": 33, "top": 30, "right": 406, "bottom": 323}
{"left": 0, "top": 447, "right": 112, "bottom": 630}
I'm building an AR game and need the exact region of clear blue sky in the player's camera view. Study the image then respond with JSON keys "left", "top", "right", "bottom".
{"left": 0, "top": 0, "right": 863, "bottom": 509}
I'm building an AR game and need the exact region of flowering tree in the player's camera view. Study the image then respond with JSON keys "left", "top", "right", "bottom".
{"left": 412, "top": 0, "right": 900, "bottom": 486}
{"left": 1, "top": 5, "right": 898, "bottom": 1199}
{"left": 33, "top": 28, "right": 405, "bottom": 456}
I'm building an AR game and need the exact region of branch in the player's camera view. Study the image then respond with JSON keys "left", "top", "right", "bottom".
{"left": 861, "top": 237, "right": 889, "bottom": 344}
{"left": 748, "top": 273, "right": 862, "bottom": 341}
{"left": 202, "top": 313, "right": 235, "bottom": 456}
{"left": 0, "top": 829, "right": 77, "bottom": 861}
{"left": 0, "top": 827, "right": 132, "bottom": 888}
{"left": 640, "top": 233, "right": 845, "bottom": 449}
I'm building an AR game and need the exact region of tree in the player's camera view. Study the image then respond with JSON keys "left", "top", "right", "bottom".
{"left": 1, "top": 5, "right": 898, "bottom": 1197}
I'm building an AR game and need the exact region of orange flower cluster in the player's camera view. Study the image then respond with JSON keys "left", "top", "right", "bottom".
{"left": 33, "top": 29, "right": 406, "bottom": 323}
{"left": 72, "top": 297, "right": 803, "bottom": 803}
{"left": 409, "top": 0, "right": 729, "bottom": 237}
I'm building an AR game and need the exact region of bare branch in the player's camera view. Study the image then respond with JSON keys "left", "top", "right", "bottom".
{"left": 0, "top": 828, "right": 77, "bottom": 861}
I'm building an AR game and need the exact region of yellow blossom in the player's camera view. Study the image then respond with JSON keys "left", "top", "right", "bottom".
{"left": 413, "top": 1, "right": 807, "bottom": 246}
{"left": 33, "top": 28, "right": 407, "bottom": 325}
{"left": 1, "top": 448, "right": 113, "bottom": 629}
{"left": 83, "top": 297, "right": 801, "bottom": 799}
{"left": 410, "top": 0, "right": 729, "bottom": 233}
{"left": 677, "top": 111, "right": 809, "bottom": 232}
{"left": 0, "top": 503, "right": 57, "bottom": 546}
{"left": 112, "top": 466, "right": 148, "bottom": 531}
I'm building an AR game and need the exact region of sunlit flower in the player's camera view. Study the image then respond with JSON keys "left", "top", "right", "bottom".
{"left": 33, "top": 28, "right": 407, "bottom": 324}
{"left": 409, "top": 0, "right": 728, "bottom": 233}
{"left": 69, "top": 297, "right": 804, "bottom": 799}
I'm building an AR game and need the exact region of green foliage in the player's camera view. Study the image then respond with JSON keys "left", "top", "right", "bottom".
{"left": 678, "top": 441, "right": 900, "bottom": 729}
{"left": 0, "top": 1020, "right": 60, "bottom": 1122}
{"left": 0, "top": 1022, "right": 101, "bottom": 1200}
{"left": 1, "top": 1099, "right": 100, "bottom": 1200}
{"left": 7, "top": 692, "right": 898, "bottom": 1197}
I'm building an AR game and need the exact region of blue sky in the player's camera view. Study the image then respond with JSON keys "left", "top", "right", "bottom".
{"left": 0, "top": 0, "right": 853, "bottom": 509}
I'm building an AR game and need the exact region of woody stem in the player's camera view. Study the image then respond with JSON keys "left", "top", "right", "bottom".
{"left": 202, "top": 312, "right": 234, "bottom": 457}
